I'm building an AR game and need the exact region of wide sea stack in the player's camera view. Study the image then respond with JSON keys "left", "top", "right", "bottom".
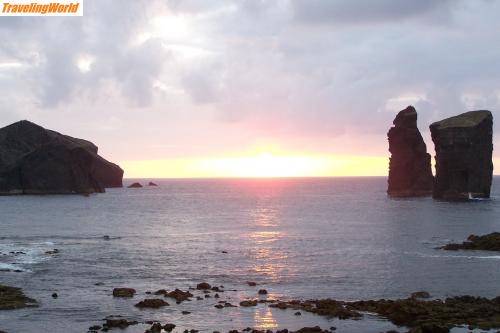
{"left": 387, "top": 106, "right": 434, "bottom": 197}
{"left": 430, "top": 111, "right": 493, "bottom": 200}
{"left": 0, "top": 120, "right": 123, "bottom": 195}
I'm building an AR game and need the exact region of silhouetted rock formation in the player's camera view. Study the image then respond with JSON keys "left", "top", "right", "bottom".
{"left": 430, "top": 111, "right": 493, "bottom": 200}
{"left": 387, "top": 106, "right": 434, "bottom": 197}
{"left": 128, "top": 182, "right": 143, "bottom": 188}
{"left": 0, "top": 120, "right": 123, "bottom": 195}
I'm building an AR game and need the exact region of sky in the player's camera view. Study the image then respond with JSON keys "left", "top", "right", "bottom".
{"left": 0, "top": 0, "right": 499, "bottom": 177}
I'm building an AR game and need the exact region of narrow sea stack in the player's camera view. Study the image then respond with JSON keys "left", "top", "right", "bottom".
{"left": 0, "top": 120, "right": 123, "bottom": 195}
{"left": 387, "top": 106, "right": 434, "bottom": 197}
{"left": 430, "top": 111, "right": 493, "bottom": 200}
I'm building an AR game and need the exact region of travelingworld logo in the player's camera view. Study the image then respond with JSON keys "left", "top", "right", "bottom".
{"left": 1, "top": 0, "right": 82, "bottom": 16}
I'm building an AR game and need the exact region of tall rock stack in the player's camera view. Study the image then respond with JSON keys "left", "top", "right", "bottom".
{"left": 430, "top": 111, "right": 493, "bottom": 200}
{"left": 387, "top": 106, "right": 434, "bottom": 197}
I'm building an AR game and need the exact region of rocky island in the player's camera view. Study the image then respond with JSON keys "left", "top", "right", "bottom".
{"left": 0, "top": 120, "right": 123, "bottom": 195}
{"left": 430, "top": 111, "right": 493, "bottom": 200}
{"left": 387, "top": 106, "right": 434, "bottom": 197}
{"left": 439, "top": 232, "right": 500, "bottom": 251}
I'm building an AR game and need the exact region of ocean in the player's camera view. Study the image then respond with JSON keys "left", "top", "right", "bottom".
{"left": 1, "top": 177, "right": 499, "bottom": 333}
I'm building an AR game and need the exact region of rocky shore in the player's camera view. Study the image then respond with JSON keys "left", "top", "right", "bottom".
{"left": 2, "top": 280, "right": 500, "bottom": 333}
{"left": 439, "top": 232, "right": 500, "bottom": 251}
{"left": 0, "top": 284, "right": 37, "bottom": 310}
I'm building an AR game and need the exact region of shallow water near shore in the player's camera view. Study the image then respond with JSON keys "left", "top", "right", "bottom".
{"left": 1, "top": 177, "right": 500, "bottom": 332}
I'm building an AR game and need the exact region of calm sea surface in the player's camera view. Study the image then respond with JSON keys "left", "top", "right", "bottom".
{"left": 1, "top": 177, "right": 500, "bottom": 333}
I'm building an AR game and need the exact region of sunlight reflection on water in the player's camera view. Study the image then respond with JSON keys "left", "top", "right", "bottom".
{"left": 254, "top": 306, "right": 278, "bottom": 329}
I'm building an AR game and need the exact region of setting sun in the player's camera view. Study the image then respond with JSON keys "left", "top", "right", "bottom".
{"left": 119, "top": 153, "right": 388, "bottom": 178}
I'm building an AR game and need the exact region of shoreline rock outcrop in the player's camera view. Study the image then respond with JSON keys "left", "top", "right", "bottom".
{"left": 439, "top": 232, "right": 500, "bottom": 251}
{"left": 430, "top": 111, "right": 493, "bottom": 200}
{"left": 0, "top": 120, "right": 123, "bottom": 195}
{"left": 387, "top": 106, "right": 434, "bottom": 197}
{"left": 0, "top": 285, "right": 37, "bottom": 310}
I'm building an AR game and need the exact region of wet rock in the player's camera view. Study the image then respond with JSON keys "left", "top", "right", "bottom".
{"left": 197, "top": 296, "right": 203, "bottom": 300}
{"left": 411, "top": 291, "right": 431, "bottom": 299}
{"left": 240, "top": 300, "right": 258, "bottom": 307}
{"left": 247, "top": 282, "right": 257, "bottom": 287}
{"left": 294, "top": 311, "right": 302, "bottom": 315}
{"left": 0, "top": 285, "right": 37, "bottom": 310}
{"left": 113, "top": 288, "right": 136, "bottom": 298}
{"left": 51, "top": 293, "right": 58, "bottom": 298}
{"left": 197, "top": 282, "right": 211, "bottom": 290}
{"left": 103, "top": 318, "right": 138, "bottom": 329}
{"left": 94, "top": 282, "right": 105, "bottom": 286}
{"left": 89, "top": 325, "right": 102, "bottom": 330}
{"left": 258, "top": 289, "right": 268, "bottom": 295}
{"left": 134, "top": 298, "right": 169, "bottom": 308}
{"left": 148, "top": 182, "right": 158, "bottom": 186}
{"left": 211, "top": 286, "right": 221, "bottom": 292}
{"left": 103, "top": 235, "right": 110, "bottom": 241}
{"left": 163, "top": 324, "right": 176, "bottom": 332}
{"left": 430, "top": 110, "right": 493, "bottom": 200}
{"left": 45, "top": 249, "right": 60, "bottom": 255}
{"left": 0, "top": 120, "right": 123, "bottom": 195}
{"left": 214, "top": 304, "right": 224, "bottom": 309}
{"left": 387, "top": 106, "right": 434, "bottom": 197}
{"left": 164, "top": 289, "right": 193, "bottom": 303}
{"left": 128, "top": 182, "right": 143, "bottom": 188}
{"left": 348, "top": 295, "right": 500, "bottom": 330}
{"left": 214, "top": 293, "right": 220, "bottom": 298}
{"left": 182, "top": 311, "right": 191, "bottom": 314}
{"left": 144, "top": 322, "right": 163, "bottom": 333}
{"left": 439, "top": 232, "right": 500, "bottom": 251}
{"left": 292, "top": 327, "right": 329, "bottom": 333}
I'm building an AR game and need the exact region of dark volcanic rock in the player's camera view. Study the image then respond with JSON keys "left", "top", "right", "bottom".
{"left": 128, "top": 182, "right": 143, "bottom": 188}
{"left": 134, "top": 298, "right": 169, "bottom": 308}
{"left": 148, "top": 181, "right": 158, "bottom": 186}
{"left": 430, "top": 110, "right": 493, "bottom": 200}
{"left": 0, "top": 285, "right": 37, "bottom": 310}
{"left": 387, "top": 106, "right": 434, "bottom": 197}
{"left": 0, "top": 120, "right": 123, "bottom": 195}
{"left": 439, "top": 232, "right": 500, "bottom": 251}
{"left": 112, "top": 287, "right": 136, "bottom": 297}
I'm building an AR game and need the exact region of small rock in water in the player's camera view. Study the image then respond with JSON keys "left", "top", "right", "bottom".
{"left": 148, "top": 182, "right": 158, "bottom": 186}
{"left": 112, "top": 288, "right": 136, "bottom": 298}
{"left": 294, "top": 311, "right": 302, "bottom": 316}
{"left": 247, "top": 281, "right": 257, "bottom": 286}
{"left": 163, "top": 323, "right": 176, "bottom": 332}
{"left": 128, "top": 182, "right": 143, "bottom": 188}
{"left": 258, "top": 289, "right": 268, "bottom": 295}
{"left": 182, "top": 311, "right": 191, "bottom": 315}
{"left": 45, "top": 249, "right": 60, "bottom": 255}
{"left": 197, "top": 282, "right": 211, "bottom": 290}
{"left": 134, "top": 298, "right": 169, "bottom": 308}
{"left": 240, "top": 300, "right": 258, "bottom": 307}
{"left": 103, "top": 235, "right": 110, "bottom": 241}
{"left": 51, "top": 293, "right": 58, "bottom": 298}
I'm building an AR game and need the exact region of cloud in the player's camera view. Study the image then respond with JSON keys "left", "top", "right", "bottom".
{"left": 291, "top": 0, "right": 455, "bottom": 25}
{"left": 0, "top": 0, "right": 499, "bottom": 162}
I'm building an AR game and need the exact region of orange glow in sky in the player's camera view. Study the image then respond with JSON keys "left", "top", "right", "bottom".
{"left": 119, "top": 152, "right": 389, "bottom": 178}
